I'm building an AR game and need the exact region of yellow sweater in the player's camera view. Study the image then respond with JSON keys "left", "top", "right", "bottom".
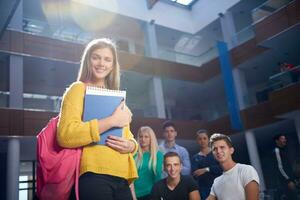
{"left": 57, "top": 81, "right": 138, "bottom": 183}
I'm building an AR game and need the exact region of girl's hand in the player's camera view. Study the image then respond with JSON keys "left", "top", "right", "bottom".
{"left": 106, "top": 135, "right": 135, "bottom": 154}
{"left": 111, "top": 101, "right": 132, "bottom": 128}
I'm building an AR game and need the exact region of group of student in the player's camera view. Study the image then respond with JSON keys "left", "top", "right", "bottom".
{"left": 56, "top": 38, "right": 260, "bottom": 200}
{"left": 130, "top": 121, "right": 260, "bottom": 200}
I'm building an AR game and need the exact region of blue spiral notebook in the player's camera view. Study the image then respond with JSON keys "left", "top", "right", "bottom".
{"left": 83, "top": 86, "right": 126, "bottom": 145}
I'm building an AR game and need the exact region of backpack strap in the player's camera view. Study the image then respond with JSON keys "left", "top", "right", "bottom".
{"left": 75, "top": 148, "right": 82, "bottom": 200}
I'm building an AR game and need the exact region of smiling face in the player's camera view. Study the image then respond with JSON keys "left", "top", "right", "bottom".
{"left": 164, "top": 156, "right": 182, "bottom": 179}
{"left": 89, "top": 47, "right": 114, "bottom": 86}
{"left": 211, "top": 139, "right": 234, "bottom": 164}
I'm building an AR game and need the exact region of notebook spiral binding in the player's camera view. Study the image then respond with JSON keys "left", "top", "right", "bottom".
{"left": 85, "top": 86, "right": 126, "bottom": 98}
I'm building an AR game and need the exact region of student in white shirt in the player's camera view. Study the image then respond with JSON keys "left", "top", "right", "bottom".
{"left": 206, "top": 133, "right": 259, "bottom": 200}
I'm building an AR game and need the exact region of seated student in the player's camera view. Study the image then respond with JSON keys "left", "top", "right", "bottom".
{"left": 207, "top": 133, "right": 260, "bottom": 200}
{"left": 159, "top": 121, "right": 191, "bottom": 175}
{"left": 132, "top": 126, "right": 164, "bottom": 200}
{"left": 151, "top": 152, "right": 200, "bottom": 200}
{"left": 191, "top": 129, "right": 222, "bottom": 200}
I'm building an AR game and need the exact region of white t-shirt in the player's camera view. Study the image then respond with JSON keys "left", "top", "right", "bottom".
{"left": 210, "top": 163, "right": 260, "bottom": 200}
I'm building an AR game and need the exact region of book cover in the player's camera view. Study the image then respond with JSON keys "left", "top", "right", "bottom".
{"left": 83, "top": 86, "right": 126, "bottom": 145}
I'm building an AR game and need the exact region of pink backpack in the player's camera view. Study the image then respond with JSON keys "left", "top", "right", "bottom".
{"left": 36, "top": 116, "right": 81, "bottom": 200}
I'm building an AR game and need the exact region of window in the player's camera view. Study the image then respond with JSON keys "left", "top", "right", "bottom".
{"left": 162, "top": 0, "right": 198, "bottom": 9}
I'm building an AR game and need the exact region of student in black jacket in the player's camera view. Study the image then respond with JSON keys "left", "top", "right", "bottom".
{"left": 273, "top": 134, "right": 297, "bottom": 200}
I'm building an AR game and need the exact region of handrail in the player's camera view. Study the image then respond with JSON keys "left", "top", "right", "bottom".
{"left": 234, "top": 24, "right": 255, "bottom": 45}
{"left": 252, "top": 0, "right": 294, "bottom": 24}
{"left": 21, "top": 17, "right": 218, "bottom": 66}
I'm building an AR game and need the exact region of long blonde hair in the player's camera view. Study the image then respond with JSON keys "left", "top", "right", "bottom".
{"left": 136, "top": 126, "right": 159, "bottom": 175}
{"left": 77, "top": 38, "right": 120, "bottom": 90}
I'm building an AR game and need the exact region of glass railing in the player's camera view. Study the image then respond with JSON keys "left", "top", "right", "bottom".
{"left": 252, "top": 0, "right": 294, "bottom": 24}
{"left": 0, "top": 91, "right": 8, "bottom": 108}
{"left": 127, "top": 100, "right": 229, "bottom": 121}
{"left": 169, "top": 107, "right": 228, "bottom": 121}
{"left": 254, "top": 65, "right": 300, "bottom": 104}
{"left": 0, "top": 91, "right": 62, "bottom": 112}
{"left": 21, "top": 17, "right": 219, "bottom": 67}
{"left": 19, "top": 0, "right": 295, "bottom": 71}
{"left": 22, "top": 17, "right": 93, "bottom": 44}
{"left": 238, "top": 93, "right": 257, "bottom": 109}
{"left": 157, "top": 46, "right": 218, "bottom": 66}
{"left": 23, "top": 93, "right": 62, "bottom": 112}
{"left": 234, "top": 25, "right": 255, "bottom": 46}
{"left": 127, "top": 103, "right": 158, "bottom": 118}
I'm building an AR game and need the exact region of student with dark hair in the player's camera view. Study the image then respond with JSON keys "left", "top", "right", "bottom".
{"left": 273, "top": 133, "right": 297, "bottom": 200}
{"left": 207, "top": 133, "right": 260, "bottom": 200}
{"left": 159, "top": 121, "right": 191, "bottom": 175}
{"left": 191, "top": 129, "right": 222, "bottom": 200}
{"left": 151, "top": 152, "right": 200, "bottom": 200}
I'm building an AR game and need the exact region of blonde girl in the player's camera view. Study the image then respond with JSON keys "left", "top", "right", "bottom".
{"left": 133, "top": 126, "right": 163, "bottom": 200}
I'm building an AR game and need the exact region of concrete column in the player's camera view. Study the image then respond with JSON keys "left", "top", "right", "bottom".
{"left": 219, "top": 11, "right": 238, "bottom": 49}
{"left": 144, "top": 20, "right": 166, "bottom": 118}
{"left": 166, "top": 106, "right": 172, "bottom": 119}
{"left": 6, "top": 138, "right": 20, "bottom": 200}
{"left": 150, "top": 77, "right": 166, "bottom": 118}
{"left": 233, "top": 68, "right": 249, "bottom": 109}
{"left": 9, "top": 0, "right": 23, "bottom": 109}
{"left": 9, "top": 55, "right": 23, "bottom": 108}
{"left": 245, "top": 131, "right": 266, "bottom": 191}
{"left": 144, "top": 19, "right": 158, "bottom": 58}
{"left": 128, "top": 41, "right": 136, "bottom": 54}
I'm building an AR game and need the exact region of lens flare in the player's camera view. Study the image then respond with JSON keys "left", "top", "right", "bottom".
{"left": 70, "top": 0, "right": 118, "bottom": 32}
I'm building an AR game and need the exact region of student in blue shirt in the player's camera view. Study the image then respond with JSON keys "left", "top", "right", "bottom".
{"left": 159, "top": 121, "right": 191, "bottom": 175}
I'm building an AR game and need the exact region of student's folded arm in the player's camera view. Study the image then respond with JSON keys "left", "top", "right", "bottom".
{"left": 57, "top": 83, "right": 100, "bottom": 148}
{"left": 206, "top": 195, "right": 217, "bottom": 200}
{"left": 57, "top": 101, "right": 100, "bottom": 148}
{"left": 191, "top": 156, "right": 198, "bottom": 172}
